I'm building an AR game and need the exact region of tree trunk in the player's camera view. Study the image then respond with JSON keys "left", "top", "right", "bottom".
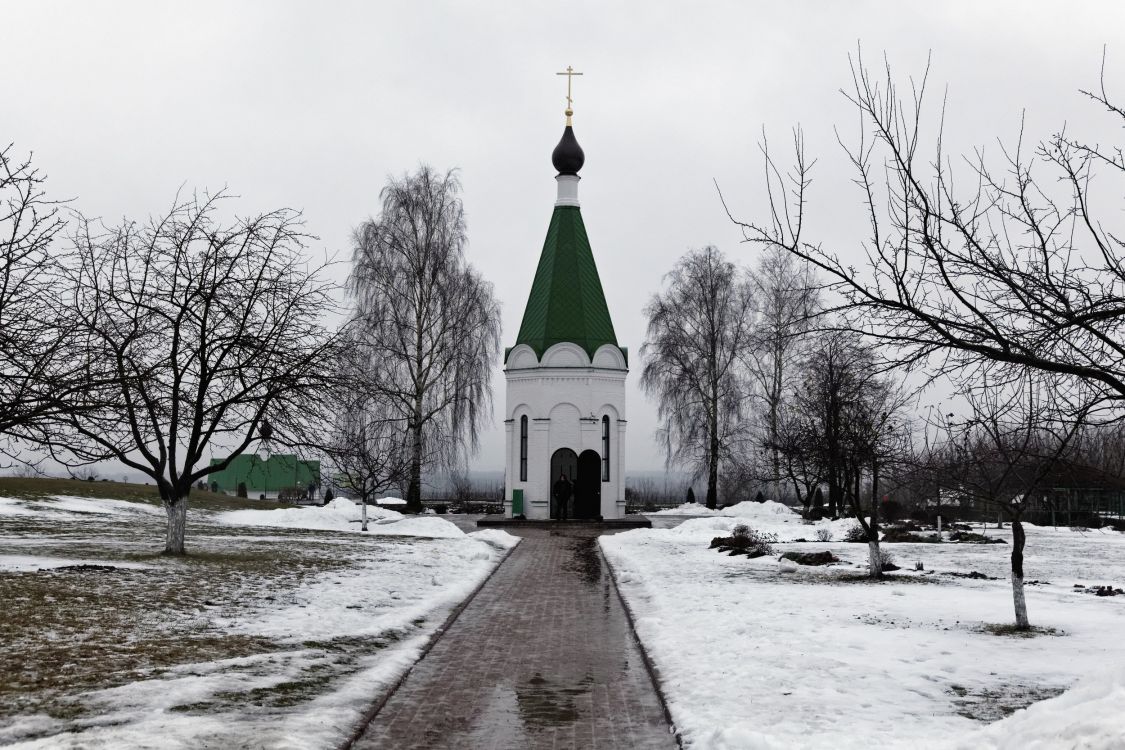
{"left": 1011, "top": 515, "right": 1030, "bottom": 629}
{"left": 867, "top": 460, "right": 881, "bottom": 577}
{"left": 867, "top": 539, "right": 883, "bottom": 580}
{"left": 164, "top": 496, "right": 188, "bottom": 556}
{"left": 361, "top": 497, "right": 369, "bottom": 531}
{"left": 706, "top": 407, "right": 720, "bottom": 509}
{"left": 406, "top": 415, "right": 424, "bottom": 514}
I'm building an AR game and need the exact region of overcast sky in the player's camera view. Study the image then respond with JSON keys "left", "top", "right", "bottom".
{"left": 5, "top": 1, "right": 1123, "bottom": 475}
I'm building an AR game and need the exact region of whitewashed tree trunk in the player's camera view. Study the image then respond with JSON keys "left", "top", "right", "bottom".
{"left": 1011, "top": 516, "right": 1030, "bottom": 629}
{"left": 164, "top": 498, "right": 188, "bottom": 555}
{"left": 867, "top": 538, "right": 882, "bottom": 579}
{"left": 361, "top": 499, "right": 368, "bottom": 531}
{"left": 1011, "top": 573, "right": 1030, "bottom": 629}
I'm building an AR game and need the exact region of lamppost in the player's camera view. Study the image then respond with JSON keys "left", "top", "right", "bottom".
{"left": 258, "top": 419, "right": 273, "bottom": 500}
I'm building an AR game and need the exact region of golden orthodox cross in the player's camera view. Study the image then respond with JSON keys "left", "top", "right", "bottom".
{"left": 556, "top": 65, "right": 583, "bottom": 120}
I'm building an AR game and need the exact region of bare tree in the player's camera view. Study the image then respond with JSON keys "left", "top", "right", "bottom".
{"left": 328, "top": 405, "right": 410, "bottom": 531}
{"left": 0, "top": 145, "right": 75, "bottom": 448}
{"left": 725, "top": 50, "right": 1125, "bottom": 418}
{"left": 641, "top": 246, "right": 756, "bottom": 508}
{"left": 52, "top": 191, "right": 340, "bottom": 555}
{"left": 350, "top": 166, "right": 501, "bottom": 514}
{"left": 325, "top": 336, "right": 413, "bottom": 531}
{"left": 839, "top": 359, "right": 914, "bottom": 578}
{"left": 744, "top": 246, "right": 820, "bottom": 497}
{"left": 937, "top": 368, "right": 1090, "bottom": 628}
{"left": 768, "top": 404, "right": 823, "bottom": 514}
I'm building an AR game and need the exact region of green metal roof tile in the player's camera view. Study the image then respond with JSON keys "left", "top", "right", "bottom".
{"left": 510, "top": 205, "right": 619, "bottom": 362}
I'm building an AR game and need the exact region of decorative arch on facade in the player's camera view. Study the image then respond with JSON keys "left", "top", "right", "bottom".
{"left": 592, "top": 343, "right": 627, "bottom": 370}
{"left": 505, "top": 344, "right": 539, "bottom": 370}
{"left": 540, "top": 342, "right": 591, "bottom": 368}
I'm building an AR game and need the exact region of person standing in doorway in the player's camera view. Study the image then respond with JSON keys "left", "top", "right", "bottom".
{"left": 553, "top": 471, "right": 572, "bottom": 521}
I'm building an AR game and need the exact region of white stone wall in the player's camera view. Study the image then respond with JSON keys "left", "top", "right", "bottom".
{"left": 503, "top": 342, "right": 627, "bottom": 519}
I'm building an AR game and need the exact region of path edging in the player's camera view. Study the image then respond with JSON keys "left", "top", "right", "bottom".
{"left": 599, "top": 541, "right": 685, "bottom": 749}
{"left": 338, "top": 539, "right": 520, "bottom": 749}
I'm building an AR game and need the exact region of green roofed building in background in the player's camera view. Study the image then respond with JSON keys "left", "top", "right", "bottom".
{"left": 208, "top": 454, "right": 321, "bottom": 501}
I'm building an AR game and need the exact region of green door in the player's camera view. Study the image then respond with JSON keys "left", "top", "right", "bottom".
{"left": 512, "top": 489, "right": 524, "bottom": 516}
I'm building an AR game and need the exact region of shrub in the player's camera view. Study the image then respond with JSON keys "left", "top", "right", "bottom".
{"left": 815, "top": 527, "right": 832, "bottom": 542}
{"left": 878, "top": 548, "right": 899, "bottom": 572}
{"left": 710, "top": 525, "right": 778, "bottom": 557}
{"left": 843, "top": 523, "right": 868, "bottom": 543}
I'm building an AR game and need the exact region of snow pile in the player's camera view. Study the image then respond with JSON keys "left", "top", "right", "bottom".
{"left": 725, "top": 500, "right": 800, "bottom": 519}
{"left": 959, "top": 667, "right": 1125, "bottom": 749}
{"left": 652, "top": 499, "right": 800, "bottom": 519}
{"left": 467, "top": 528, "right": 522, "bottom": 550}
{"left": 375, "top": 496, "right": 406, "bottom": 506}
{"left": 217, "top": 497, "right": 401, "bottom": 533}
{"left": 217, "top": 497, "right": 475, "bottom": 539}
{"left": 368, "top": 516, "right": 464, "bottom": 538}
{"left": 650, "top": 502, "right": 721, "bottom": 516}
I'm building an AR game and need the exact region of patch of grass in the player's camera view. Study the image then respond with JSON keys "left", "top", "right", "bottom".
{"left": 811, "top": 571, "right": 940, "bottom": 585}
{"left": 0, "top": 516, "right": 373, "bottom": 731}
{"left": 978, "top": 623, "right": 1064, "bottom": 637}
{"left": 0, "top": 476, "right": 286, "bottom": 512}
{"left": 950, "top": 682, "right": 1065, "bottom": 721}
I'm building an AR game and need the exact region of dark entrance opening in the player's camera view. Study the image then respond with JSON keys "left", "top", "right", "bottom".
{"left": 575, "top": 450, "right": 601, "bottom": 519}
{"left": 550, "top": 448, "right": 577, "bottom": 520}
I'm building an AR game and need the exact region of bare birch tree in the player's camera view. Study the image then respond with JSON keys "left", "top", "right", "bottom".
{"left": 51, "top": 191, "right": 340, "bottom": 555}
{"left": 349, "top": 166, "right": 501, "bottom": 514}
{"left": 744, "top": 246, "right": 820, "bottom": 498}
{"left": 641, "top": 246, "right": 756, "bottom": 508}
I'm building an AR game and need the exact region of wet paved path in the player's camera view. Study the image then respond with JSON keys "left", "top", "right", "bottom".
{"left": 350, "top": 525, "right": 676, "bottom": 749}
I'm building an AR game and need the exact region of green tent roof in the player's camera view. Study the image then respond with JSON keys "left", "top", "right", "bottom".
{"left": 510, "top": 205, "right": 619, "bottom": 363}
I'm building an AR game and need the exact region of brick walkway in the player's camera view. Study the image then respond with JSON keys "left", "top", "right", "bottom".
{"left": 350, "top": 526, "right": 676, "bottom": 749}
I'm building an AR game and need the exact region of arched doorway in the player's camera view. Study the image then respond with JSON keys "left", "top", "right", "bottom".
{"left": 575, "top": 450, "right": 601, "bottom": 519}
{"left": 550, "top": 448, "right": 577, "bottom": 519}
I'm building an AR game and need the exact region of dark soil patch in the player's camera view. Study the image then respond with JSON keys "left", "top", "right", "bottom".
{"left": 978, "top": 623, "right": 1064, "bottom": 637}
{"left": 946, "top": 570, "right": 1001, "bottom": 581}
{"left": 780, "top": 550, "right": 840, "bottom": 566}
{"left": 949, "top": 532, "right": 1006, "bottom": 544}
{"left": 949, "top": 682, "right": 1065, "bottom": 721}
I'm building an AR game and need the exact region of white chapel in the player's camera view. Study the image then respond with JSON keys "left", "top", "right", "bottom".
{"left": 502, "top": 83, "right": 627, "bottom": 520}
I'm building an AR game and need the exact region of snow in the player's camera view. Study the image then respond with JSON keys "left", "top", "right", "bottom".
{"left": 375, "top": 496, "right": 406, "bottom": 505}
{"left": 0, "top": 495, "right": 162, "bottom": 518}
{"left": 216, "top": 497, "right": 480, "bottom": 539}
{"left": 651, "top": 500, "right": 801, "bottom": 518}
{"left": 601, "top": 519, "right": 1125, "bottom": 749}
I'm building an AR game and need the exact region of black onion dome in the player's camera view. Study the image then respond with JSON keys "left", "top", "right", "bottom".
{"left": 551, "top": 125, "right": 585, "bottom": 175}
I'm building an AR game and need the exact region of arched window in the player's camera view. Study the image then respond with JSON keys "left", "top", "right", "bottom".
{"left": 519, "top": 415, "right": 528, "bottom": 482}
{"left": 601, "top": 415, "right": 610, "bottom": 481}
